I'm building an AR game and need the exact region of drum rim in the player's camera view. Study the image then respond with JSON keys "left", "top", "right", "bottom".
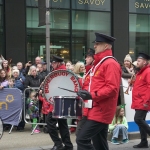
{"left": 53, "top": 96, "right": 77, "bottom": 99}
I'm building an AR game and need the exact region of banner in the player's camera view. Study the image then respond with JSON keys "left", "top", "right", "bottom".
{"left": 0, "top": 88, "right": 22, "bottom": 126}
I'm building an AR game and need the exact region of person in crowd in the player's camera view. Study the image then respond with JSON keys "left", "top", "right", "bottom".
{"left": 42, "top": 62, "right": 50, "bottom": 75}
{"left": 131, "top": 53, "right": 150, "bottom": 148}
{"left": 24, "top": 61, "right": 32, "bottom": 75}
{"left": 122, "top": 54, "right": 135, "bottom": 78}
{"left": 69, "top": 64, "right": 74, "bottom": 72}
{"left": 2, "top": 60, "right": 11, "bottom": 77}
{"left": 35, "top": 57, "right": 42, "bottom": 66}
{"left": 0, "top": 69, "right": 8, "bottom": 89}
{"left": 27, "top": 91, "right": 40, "bottom": 133}
{"left": 76, "top": 33, "right": 121, "bottom": 150}
{"left": 109, "top": 105, "right": 128, "bottom": 145}
{"left": 17, "top": 62, "right": 26, "bottom": 76}
{"left": 0, "top": 54, "right": 5, "bottom": 69}
{"left": 12, "top": 69, "right": 25, "bottom": 92}
{"left": 74, "top": 62, "right": 85, "bottom": 78}
{"left": 66, "top": 61, "right": 72, "bottom": 70}
{"left": 46, "top": 55, "right": 73, "bottom": 150}
{"left": 37, "top": 63, "right": 47, "bottom": 82}
{"left": 0, "top": 69, "right": 10, "bottom": 130}
{"left": 24, "top": 66, "right": 42, "bottom": 89}
{"left": 7, "top": 78, "right": 15, "bottom": 88}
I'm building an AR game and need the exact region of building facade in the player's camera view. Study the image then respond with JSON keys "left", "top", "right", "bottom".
{"left": 0, "top": 0, "right": 150, "bottom": 63}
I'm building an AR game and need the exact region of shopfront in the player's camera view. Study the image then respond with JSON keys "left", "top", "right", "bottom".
{"left": 1, "top": 0, "right": 150, "bottom": 63}
{"left": 26, "top": 0, "right": 111, "bottom": 62}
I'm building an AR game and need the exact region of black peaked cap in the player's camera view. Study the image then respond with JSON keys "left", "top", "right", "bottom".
{"left": 51, "top": 55, "right": 64, "bottom": 62}
{"left": 138, "top": 52, "right": 150, "bottom": 60}
{"left": 92, "top": 33, "right": 116, "bottom": 45}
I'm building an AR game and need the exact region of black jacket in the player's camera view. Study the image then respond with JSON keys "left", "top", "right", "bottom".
{"left": 122, "top": 66, "right": 132, "bottom": 78}
{"left": 24, "top": 75, "right": 42, "bottom": 88}
{"left": 38, "top": 71, "right": 48, "bottom": 82}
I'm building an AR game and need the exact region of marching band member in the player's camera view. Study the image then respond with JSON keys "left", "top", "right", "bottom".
{"left": 46, "top": 55, "right": 73, "bottom": 150}
{"left": 85, "top": 48, "right": 95, "bottom": 73}
{"left": 76, "top": 33, "right": 121, "bottom": 150}
{"left": 131, "top": 53, "right": 150, "bottom": 148}
{"left": 76, "top": 48, "right": 95, "bottom": 136}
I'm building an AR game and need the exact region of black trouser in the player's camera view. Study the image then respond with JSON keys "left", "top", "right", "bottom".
{"left": 134, "top": 109, "right": 150, "bottom": 145}
{"left": 46, "top": 112, "right": 73, "bottom": 148}
{"left": 76, "top": 119, "right": 109, "bottom": 150}
{"left": 76, "top": 116, "right": 87, "bottom": 136}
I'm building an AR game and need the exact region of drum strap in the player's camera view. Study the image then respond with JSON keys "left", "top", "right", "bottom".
{"left": 88, "top": 56, "right": 117, "bottom": 92}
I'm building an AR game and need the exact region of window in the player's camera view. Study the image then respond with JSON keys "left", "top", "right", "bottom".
{"left": 27, "top": 8, "right": 70, "bottom": 62}
{"left": 129, "top": 14, "right": 150, "bottom": 60}
{"left": 26, "top": 0, "right": 111, "bottom": 62}
{"left": 72, "top": 11, "right": 110, "bottom": 62}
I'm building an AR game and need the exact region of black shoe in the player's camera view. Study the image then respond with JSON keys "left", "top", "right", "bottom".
{"left": 133, "top": 144, "right": 149, "bottom": 148}
{"left": 59, "top": 146, "right": 73, "bottom": 150}
{"left": 51, "top": 145, "right": 64, "bottom": 150}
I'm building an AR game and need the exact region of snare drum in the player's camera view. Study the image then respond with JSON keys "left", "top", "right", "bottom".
{"left": 53, "top": 96, "right": 82, "bottom": 119}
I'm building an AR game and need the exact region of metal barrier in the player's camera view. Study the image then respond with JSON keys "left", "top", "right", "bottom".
{"left": 24, "top": 87, "right": 77, "bottom": 135}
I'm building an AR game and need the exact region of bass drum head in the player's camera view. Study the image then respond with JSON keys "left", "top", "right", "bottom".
{"left": 43, "top": 70, "right": 81, "bottom": 104}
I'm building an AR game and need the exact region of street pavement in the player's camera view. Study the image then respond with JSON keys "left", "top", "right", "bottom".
{"left": 0, "top": 124, "right": 150, "bottom": 150}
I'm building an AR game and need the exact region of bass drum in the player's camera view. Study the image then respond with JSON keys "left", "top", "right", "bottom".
{"left": 43, "top": 70, "right": 81, "bottom": 104}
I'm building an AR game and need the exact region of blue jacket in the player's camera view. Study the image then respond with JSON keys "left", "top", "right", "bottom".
{"left": 14, "top": 76, "right": 25, "bottom": 92}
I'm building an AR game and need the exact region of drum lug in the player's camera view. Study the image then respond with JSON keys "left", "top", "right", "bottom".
{"left": 68, "top": 105, "right": 71, "bottom": 117}
{"left": 74, "top": 100, "right": 76, "bottom": 115}
{"left": 62, "top": 98, "right": 64, "bottom": 116}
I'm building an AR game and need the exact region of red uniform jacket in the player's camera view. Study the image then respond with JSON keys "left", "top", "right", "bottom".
{"left": 82, "top": 50, "right": 121, "bottom": 124}
{"left": 132, "top": 65, "right": 150, "bottom": 111}
{"left": 39, "top": 95, "right": 52, "bottom": 114}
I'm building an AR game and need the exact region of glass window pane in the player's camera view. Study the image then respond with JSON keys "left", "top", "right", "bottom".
{"left": 27, "top": 8, "right": 70, "bottom": 62}
{"left": 129, "top": 14, "right": 150, "bottom": 60}
{"left": 72, "top": 11, "right": 110, "bottom": 62}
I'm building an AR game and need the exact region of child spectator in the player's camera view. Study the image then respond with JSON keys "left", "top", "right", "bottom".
{"left": 26, "top": 91, "right": 40, "bottom": 133}
{"left": 7, "top": 78, "right": 15, "bottom": 88}
{"left": 109, "top": 105, "right": 129, "bottom": 145}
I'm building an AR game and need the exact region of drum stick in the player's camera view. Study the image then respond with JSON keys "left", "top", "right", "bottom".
{"left": 58, "top": 87, "right": 77, "bottom": 93}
